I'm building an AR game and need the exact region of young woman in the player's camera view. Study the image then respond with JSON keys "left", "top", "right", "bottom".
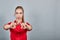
{"left": 3, "top": 6, "right": 32, "bottom": 40}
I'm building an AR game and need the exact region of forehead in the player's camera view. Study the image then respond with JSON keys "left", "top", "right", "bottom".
{"left": 15, "top": 8, "right": 23, "bottom": 12}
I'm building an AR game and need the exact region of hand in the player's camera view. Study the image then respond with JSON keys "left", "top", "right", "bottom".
{"left": 10, "top": 22, "right": 16, "bottom": 29}
{"left": 21, "top": 22, "right": 27, "bottom": 29}
{"left": 21, "top": 22, "right": 32, "bottom": 31}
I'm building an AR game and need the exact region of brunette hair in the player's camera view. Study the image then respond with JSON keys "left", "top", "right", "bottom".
{"left": 15, "top": 6, "right": 24, "bottom": 23}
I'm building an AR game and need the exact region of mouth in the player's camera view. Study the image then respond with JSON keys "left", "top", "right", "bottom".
{"left": 17, "top": 17, "right": 20, "bottom": 19}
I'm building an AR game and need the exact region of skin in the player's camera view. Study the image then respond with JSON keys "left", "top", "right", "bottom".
{"left": 3, "top": 8, "right": 32, "bottom": 31}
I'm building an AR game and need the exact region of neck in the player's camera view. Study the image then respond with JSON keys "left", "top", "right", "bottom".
{"left": 16, "top": 18, "right": 22, "bottom": 24}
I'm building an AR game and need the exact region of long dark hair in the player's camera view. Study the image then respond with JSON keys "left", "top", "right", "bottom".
{"left": 15, "top": 6, "right": 24, "bottom": 23}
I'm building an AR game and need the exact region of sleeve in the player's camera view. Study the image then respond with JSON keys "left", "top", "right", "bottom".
{"left": 26, "top": 22, "right": 31, "bottom": 26}
{"left": 7, "top": 22, "right": 12, "bottom": 25}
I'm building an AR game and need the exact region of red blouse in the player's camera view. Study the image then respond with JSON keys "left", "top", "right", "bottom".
{"left": 7, "top": 20, "right": 30, "bottom": 40}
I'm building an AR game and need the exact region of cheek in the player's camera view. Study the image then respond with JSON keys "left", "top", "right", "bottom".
{"left": 15, "top": 14, "right": 18, "bottom": 16}
{"left": 15, "top": 14, "right": 23, "bottom": 17}
{"left": 20, "top": 14, "right": 23, "bottom": 17}
{"left": 15, "top": 14, "right": 18, "bottom": 18}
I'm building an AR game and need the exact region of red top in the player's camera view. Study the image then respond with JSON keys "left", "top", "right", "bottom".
{"left": 7, "top": 20, "right": 30, "bottom": 40}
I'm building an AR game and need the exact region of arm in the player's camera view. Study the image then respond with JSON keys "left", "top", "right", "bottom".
{"left": 21, "top": 22, "right": 32, "bottom": 31}
{"left": 3, "top": 22, "right": 11, "bottom": 30}
{"left": 3, "top": 22, "right": 16, "bottom": 30}
{"left": 25, "top": 22, "right": 32, "bottom": 31}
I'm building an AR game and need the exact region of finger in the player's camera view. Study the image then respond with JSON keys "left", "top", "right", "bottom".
{"left": 23, "top": 26, "right": 27, "bottom": 29}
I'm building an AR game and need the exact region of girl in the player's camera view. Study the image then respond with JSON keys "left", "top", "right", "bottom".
{"left": 3, "top": 6, "right": 32, "bottom": 40}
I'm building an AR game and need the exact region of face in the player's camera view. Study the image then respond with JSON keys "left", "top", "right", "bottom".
{"left": 15, "top": 8, "right": 23, "bottom": 19}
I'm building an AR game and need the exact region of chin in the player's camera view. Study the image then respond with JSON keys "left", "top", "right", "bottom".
{"left": 17, "top": 17, "right": 21, "bottom": 19}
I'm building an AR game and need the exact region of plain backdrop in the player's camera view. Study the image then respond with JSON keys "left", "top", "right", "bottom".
{"left": 0, "top": 0, "right": 60, "bottom": 40}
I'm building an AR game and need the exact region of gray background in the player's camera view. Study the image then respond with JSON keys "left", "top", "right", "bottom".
{"left": 0, "top": 0, "right": 60, "bottom": 40}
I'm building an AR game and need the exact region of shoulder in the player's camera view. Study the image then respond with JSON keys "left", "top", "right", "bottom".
{"left": 7, "top": 22, "right": 12, "bottom": 25}
{"left": 26, "top": 22, "right": 31, "bottom": 25}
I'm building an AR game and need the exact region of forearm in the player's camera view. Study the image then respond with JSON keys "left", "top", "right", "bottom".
{"left": 26, "top": 25, "right": 32, "bottom": 31}
{"left": 3, "top": 25, "right": 11, "bottom": 30}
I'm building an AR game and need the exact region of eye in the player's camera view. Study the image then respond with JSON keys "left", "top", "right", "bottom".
{"left": 15, "top": 12, "right": 18, "bottom": 14}
{"left": 20, "top": 12, "right": 23, "bottom": 14}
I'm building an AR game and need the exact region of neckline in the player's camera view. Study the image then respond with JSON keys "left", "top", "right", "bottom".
{"left": 14, "top": 20, "right": 22, "bottom": 24}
